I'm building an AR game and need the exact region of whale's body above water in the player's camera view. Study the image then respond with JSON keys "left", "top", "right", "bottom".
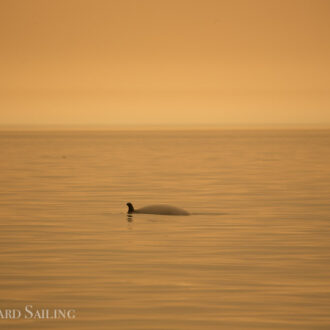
{"left": 127, "top": 202, "right": 190, "bottom": 216}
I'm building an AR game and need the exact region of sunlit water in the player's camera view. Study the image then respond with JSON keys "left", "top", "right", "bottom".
{"left": 0, "top": 129, "right": 330, "bottom": 329}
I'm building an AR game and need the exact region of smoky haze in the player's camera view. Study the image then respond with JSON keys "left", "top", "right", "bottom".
{"left": 1, "top": 0, "right": 330, "bottom": 127}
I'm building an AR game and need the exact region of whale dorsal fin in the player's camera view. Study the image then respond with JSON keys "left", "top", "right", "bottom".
{"left": 127, "top": 202, "right": 134, "bottom": 213}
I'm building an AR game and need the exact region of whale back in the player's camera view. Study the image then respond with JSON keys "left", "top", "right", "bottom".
{"left": 135, "top": 204, "right": 190, "bottom": 216}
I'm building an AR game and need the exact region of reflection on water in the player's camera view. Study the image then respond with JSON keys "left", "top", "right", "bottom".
{"left": 126, "top": 214, "right": 133, "bottom": 222}
{"left": 0, "top": 129, "right": 330, "bottom": 329}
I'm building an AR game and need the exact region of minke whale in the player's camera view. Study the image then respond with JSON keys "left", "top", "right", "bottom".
{"left": 126, "top": 202, "right": 190, "bottom": 216}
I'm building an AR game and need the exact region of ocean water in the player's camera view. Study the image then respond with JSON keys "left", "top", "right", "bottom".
{"left": 0, "top": 129, "right": 330, "bottom": 329}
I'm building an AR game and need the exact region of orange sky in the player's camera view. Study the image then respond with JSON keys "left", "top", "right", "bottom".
{"left": 0, "top": 0, "right": 329, "bottom": 127}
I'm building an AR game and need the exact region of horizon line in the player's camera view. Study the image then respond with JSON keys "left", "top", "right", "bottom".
{"left": 1, "top": 123, "right": 330, "bottom": 131}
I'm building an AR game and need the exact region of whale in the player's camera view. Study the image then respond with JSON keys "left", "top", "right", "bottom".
{"left": 126, "top": 202, "right": 190, "bottom": 216}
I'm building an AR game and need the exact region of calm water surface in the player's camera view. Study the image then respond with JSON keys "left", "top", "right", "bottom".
{"left": 0, "top": 129, "right": 330, "bottom": 329}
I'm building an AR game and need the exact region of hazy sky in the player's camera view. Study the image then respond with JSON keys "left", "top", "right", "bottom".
{"left": 1, "top": 0, "right": 329, "bottom": 127}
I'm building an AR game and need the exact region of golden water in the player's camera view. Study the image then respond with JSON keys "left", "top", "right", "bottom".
{"left": 0, "top": 130, "right": 330, "bottom": 329}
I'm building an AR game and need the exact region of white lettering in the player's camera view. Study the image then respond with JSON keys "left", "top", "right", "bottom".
{"left": 24, "top": 305, "right": 33, "bottom": 319}
{"left": 0, "top": 305, "right": 77, "bottom": 320}
{"left": 12, "top": 309, "right": 21, "bottom": 319}
{"left": 67, "top": 309, "right": 76, "bottom": 319}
